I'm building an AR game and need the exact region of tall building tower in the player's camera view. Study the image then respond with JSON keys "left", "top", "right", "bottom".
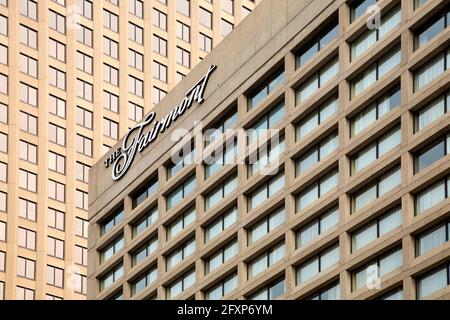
{"left": 0, "top": 0, "right": 259, "bottom": 300}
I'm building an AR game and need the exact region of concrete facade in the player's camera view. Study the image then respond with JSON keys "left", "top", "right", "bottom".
{"left": 88, "top": 0, "right": 450, "bottom": 300}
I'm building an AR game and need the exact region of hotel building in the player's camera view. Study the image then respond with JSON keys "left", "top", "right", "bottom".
{"left": 88, "top": 0, "right": 450, "bottom": 300}
{"left": 0, "top": 0, "right": 258, "bottom": 300}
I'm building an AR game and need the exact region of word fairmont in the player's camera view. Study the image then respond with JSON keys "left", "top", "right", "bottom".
{"left": 104, "top": 65, "right": 217, "bottom": 180}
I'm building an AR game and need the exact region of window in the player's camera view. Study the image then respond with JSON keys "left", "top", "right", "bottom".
{"left": 19, "top": 169, "right": 37, "bottom": 192}
{"left": 0, "top": 74, "right": 6, "bottom": 95}
{"left": 199, "top": 7, "right": 212, "bottom": 28}
{"left": 242, "top": 6, "right": 251, "bottom": 18}
{"left": 222, "top": 0, "right": 234, "bottom": 15}
{"left": 351, "top": 5, "right": 401, "bottom": 60}
{"left": 103, "top": 64, "right": 119, "bottom": 86}
{"left": 297, "top": 243, "right": 339, "bottom": 284}
{"left": 379, "top": 287, "right": 404, "bottom": 300}
{"left": 297, "top": 57, "right": 339, "bottom": 103}
{"left": 0, "top": 251, "right": 4, "bottom": 272}
{"left": 103, "top": 118, "right": 119, "bottom": 140}
{"left": 77, "top": 0, "right": 93, "bottom": 19}
{"left": 153, "top": 9, "right": 167, "bottom": 31}
{"left": 76, "top": 162, "right": 90, "bottom": 183}
{"left": 205, "top": 139, "right": 237, "bottom": 178}
{"left": 128, "top": 102, "right": 143, "bottom": 122}
{"left": 47, "top": 236, "right": 64, "bottom": 259}
{"left": 131, "top": 266, "right": 158, "bottom": 296}
{"left": 21, "top": 0, "right": 37, "bottom": 20}
{"left": 414, "top": 49, "right": 450, "bottom": 92}
{"left": 0, "top": 15, "right": 6, "bottom": 36}
{"left": 46, "top": 294, "right": 63, "bottom": 300}
{"left": 19, "top": 112, "right": 37, "bottom": 135}
{"left": 352, "top": 247, "right": 403, "bottom": 291}
{"left": 177, "top": 21, "right": 190, "bottom": 42}
{"left": 351, "top": 46, "right": 401, "bottom": 98}
{"left": 49, "top": 10, "right": 66, "bottom": 34}
{"left": 166, "top": 269, "right": 195, "bottom": 299}
{"left": 166, "top": 174, "right": 196, "bottom": 210}
{"left": 296, "top": 206, "right": 339, "bottom": 248}
{"left": 99, "top": 263, "right": 123, "bottom": 292}
{"left": 76, "top": 134, "right": 92, "bottom": 157}
{"left": 0, "top": 133, "right": 6, "bottom": 154}
{"left": 248, "top": 278, "right": 285, "bottom": 300}
{"left": 18, "top": 227, "right": 36, "bottom": 250}
{"left": 76, "top": 217, "right": 88, "bottom": 238}
{"left": 132, "top": 207, "right": 158, "bottom": 238}
{"left": 76, "top": 107, "right": 93, "bottom": 129}
{"left": 0, "top": 192, "right": 6, "bottom": 212}
{"left": 167, "top": 143, "right": 195, "bottom": 179}
{"left": 47, "top": 265, "right": 64, "bottom": 288}
{"left": 414, "top": 0, "right": 427, "bottom": 10}
{"left": 248, "top": 242, "right": 285, "bottom": 278}
{"left": 417, "top": 262, "right": 450, "bottom": 299}
{"left": 100, "top": 207, "right": 124, "bottom": 236}
{"left": 351, "top": 87, "right": 400, "bottom": 136}
{"left": 352, "top": 166, "right": 401, "bottom": 213}
{"left": 177, "top": 0, "right": 190, "bottom": 17}
{"left": 0, "top": 44, "right": 6, "bottom": 65}
{"left": 176, "top": 46, "right": 190, "bottom": 68}
{"left": 167, "top": 206, "right": 195, "bottom": 239}
{"left": 205, "top": 174, "right": 237, "bottom": 210}
{"left": 77, "top": 24, "right": 93, "bottom": 47}
{"left": 103, "top": 9, "right": 118, "bottom": 32}
{"left": 129, "top": 0, "right": 143, "bottom": 19}
{"left": 153, "top": 61, "right": 167, "bottom": 82}
{"left": 248, "top": 207, "right": 285, "bottom": 244}
{"left": 74, "top": 273, "right": 87, "bottom": 295}
{"left": 76, "top": 51, "right": 92, "bottom": 74}
{"left": 20, "top": 53, "right": 38, "bottom": 77}
{"left": 415, "top": 7, "right": 450, "bottom": 49}
{"left": 0, "top": 221, "right": 5, "bottom": 242}
{"left": 351, "top": 125, "right": 401, "bottom": 174}
{"left": 296, "top": 95, "right": 339, "bottom": 140}
{"left": 297, "top": 21, "right": 339, "bottom": 67}
{"left": 308, "top": 282, "right": 340, "bottom": 300}
{"left": 132, "top": 237, "right": 158, "bottom": 266}
{"left": 0, "top": 162, "right": 6, "bottom": 182}
{"left": 48, "top": 179, "right": 65, "bottom": 202}
{"left": 16, "top": 286, "right": 34, "bottom": 300}
{"left": 351, "top": 206, "right": 402, "bottom": 251}
{"left": 166, "top": 237, "right": 195, "bottom": 270}
{"left": 48, "top": 208, "right": 65, "bottom": 231}
{"left": 129, "top": 49, "right": 143, "bottom": 71}
{"left": 75, "top": 189, "right": 88, "bottom": 211}
{"left": 296, "top": 132, "right": 338, "bottom": 176}
{"left": 415, "top": 176, "right": 450, "bottom": 215}
{"left": 20, "top": 83, "right": 38, "bottom": 107}
{"left": 75, "top": 245, "right": 88, "bottom": 266}
{"left": 248, "top": 102, "right": 285, "bottom": 146}
{"left": 415, "top": 91, "right": 449, "bottom": 132}
{"left": 104, "top": 37, "right": 119, "bottom": 59}
{"left": 205, "top": 240, "right": 237, "bottom": 274}
{"left": 296, "top": 169, "right": 339, "bottom": 211}
{"left": 205, "top": 272, "right": 237, "bottom": 300}
{"left": 129, "top": 76, "right": 143, "bottom": 97}
{"left": 416, "top": 218, "right": 450, "bottom": 256}
{"left": 49, "top": 123, "right": 65, "bottom": 146}
{"left": 195, "top": 34, "right": 211, "bottom": 56}
{"left": 49, "top": 95, "right": 66, "bottom": 118}
{"left": 248, "top": 69, "right": 285, "bottom": 110}
{"left": 128, "top": 22, "right": 143, "bottom": 44}
{"left": 18, "top": 198, "right": 37, "bottom": 221}
{"left": 20, "top": 25, "right": 37, "bottom": 49}
{"left": 103, "top": 91, "right": 119, "bottom": 113}
{"left": 100, "top": 235, "right": 124, "bottom": 263}
{"left": 415, "top": 134, "right": 450, "bottom": 173}
{"left": 49, "top": 38, "right": 65, "bottom": 62}
{"left": 221, "top": 19, "right": 233, "bottom": 37}
{"left": 153, "top": 35, "right": 167, "bottom": 56}
{"left": 48, "top": 66, "right": 66, "bottom": 90}
{"left": 0, "top": 103, "right": 6, "bottom": 124}
{"left": 248, "top": 172, "right": 284, "bottom": 211}
{"left": 350, "top": 0, "right": 377, "bottom": 23}
{"left": 204, "top": 206, "right": 237, "bottom": 242}
{"left": 132, "top": 178, "right": 158, "bottom": 208}
{"left": 153, "top": 87, "right": 166, "bottom": 104}
{"left": 17, "top": 257, "right": 35, "bottom": 279}
{"left": 176, "top": 72, "right": 185, "bottom": 84}
{"left": 77, "top": 78, "right": 93, "bottom": 101}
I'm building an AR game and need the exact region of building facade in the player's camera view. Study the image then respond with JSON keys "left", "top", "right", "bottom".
{"left": 0, "top": 0, "right": 258, "bottom": 300}
{"left": 88, "top": 0, "right": 450, "bottom": 300}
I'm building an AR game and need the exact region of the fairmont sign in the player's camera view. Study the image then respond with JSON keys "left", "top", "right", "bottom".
{"left": 104, "top": 65, "right": 217, "bottom": 181}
